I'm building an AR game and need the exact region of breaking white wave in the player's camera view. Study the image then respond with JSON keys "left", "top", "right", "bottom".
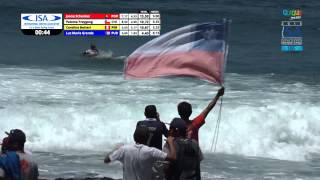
{"left": 87, "top": 50, "right": 126, "bottom": 60}
{"left": 0, "top": 67, "right": 319, "bottom": 161}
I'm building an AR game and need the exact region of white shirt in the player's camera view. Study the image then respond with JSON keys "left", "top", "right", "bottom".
{"left": 17, "top": 152, "right": 39, "bottom": 180}
{"left": 0, "top": 168, "right": 5, "bottom": 178}
{"left": 109, "top": 144, "right": 167, "bottom": 180}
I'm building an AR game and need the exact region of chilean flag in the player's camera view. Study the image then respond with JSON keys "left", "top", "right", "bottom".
{"left": 124, "top": 21, "right": 229, "bottom": 84}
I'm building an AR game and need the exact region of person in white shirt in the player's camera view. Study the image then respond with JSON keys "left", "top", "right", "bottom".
{"left": 104, "top": 126, "right": 176, "bottom": 180}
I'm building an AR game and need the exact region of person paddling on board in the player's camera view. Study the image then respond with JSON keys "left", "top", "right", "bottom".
{"left": 136, "top": 105, "right": 168, "bottom": 150}
{"left": 104, "top": 126, "right": 176, "bottom": 180}
{"left": 90, "top": 44, "right": 99, "bottom": 53}
{"left": 173, "top": 87, "right": 224, "bottom": 143}
{"left": 83, "top": 44, "right": 99, "bottom": 57}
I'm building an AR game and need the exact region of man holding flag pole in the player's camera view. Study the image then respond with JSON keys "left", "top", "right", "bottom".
{"left": 124, "top": 19, "right": 230, "bottom": 179}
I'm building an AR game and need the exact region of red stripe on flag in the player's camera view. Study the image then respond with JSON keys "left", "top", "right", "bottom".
{"left": 125, "top": 51, "right": 224, "bottom": 84}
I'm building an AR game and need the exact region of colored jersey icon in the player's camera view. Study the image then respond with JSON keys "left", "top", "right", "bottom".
{"left": 282, "top": 26, "right": 302, "bottom": 38}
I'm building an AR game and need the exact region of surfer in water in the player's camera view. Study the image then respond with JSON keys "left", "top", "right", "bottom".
{"left": 83, "top": 44, "right": 99, "bottom": 57}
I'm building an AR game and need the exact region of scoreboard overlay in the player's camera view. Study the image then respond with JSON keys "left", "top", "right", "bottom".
{"left": 63, "top": 11, "right": 161, "bottom": 36}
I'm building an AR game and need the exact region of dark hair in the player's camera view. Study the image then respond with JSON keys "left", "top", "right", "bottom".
{"left": 170, "top": 118, "right": 187, "bottom": 137}
{"left": 144, "top": 105, "right": 157, "bottom": 118}
{"left": 1, "top": 137, "right": 9, "bottom": 154}
{"left": 133, "top": 126, "right": 150, "bottom": 144}
{"left": 177, "top": 101, "right": 192, "bottom": 120}
{"left": 6, "top": 129, "right": 26, "bottom": 152}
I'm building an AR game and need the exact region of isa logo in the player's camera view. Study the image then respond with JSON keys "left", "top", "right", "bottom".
{"left": 282, "top": 9, "right": 302, "bottom": 20}
{"left": 21, "top": 14, "right": 62, "bottom": 29}
{"left": 22, "top": 14, "right": 61, "bottom": 21}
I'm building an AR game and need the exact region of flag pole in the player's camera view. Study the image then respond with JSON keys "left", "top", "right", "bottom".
{"left": 210, "top": 19, "right": 231, "bottom": 153}
{"left": 221, "top": 18, "right": 231, "bottom": 86}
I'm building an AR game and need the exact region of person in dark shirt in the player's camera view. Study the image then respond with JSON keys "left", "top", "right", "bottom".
{"left": 163, "top": 118, "right": 202, "bottom": 180}
{"left": 136, "top": 105, "right": 169, "bottom": 150}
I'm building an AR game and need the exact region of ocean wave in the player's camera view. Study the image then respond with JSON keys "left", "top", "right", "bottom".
{"left": 0, "top": 68, "right": 319, "bottom": 161}
{"left": 93, "top": 50, "right": 126, "bottom": 61}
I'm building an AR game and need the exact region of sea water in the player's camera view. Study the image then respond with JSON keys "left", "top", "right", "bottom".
{"left": 0, "top": 0, "right": 320, "bottom": 179}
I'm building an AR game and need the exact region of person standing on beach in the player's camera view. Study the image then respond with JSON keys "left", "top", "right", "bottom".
{"left": 136, "top": 105, "right": 168, "bottom": 150}
{"left": 104, "top": 126, "right": 176, "bottom": 180}
{"left": 174, "top": 87, "right": 225, "bottom": 143}
{"left": 0, "top": 136, "right": 15, "bottom": 179}
{"left": 163, "top": 118, "right": 202, "bottom": 180}
{"left": 1, "top": 137, "right": 9, "bottom": 154}
{"left": 0, "top": 129, "right": 39, "bottom": 180}
{"left": 168, "top": 87, "right": 224, "bottom": 179}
